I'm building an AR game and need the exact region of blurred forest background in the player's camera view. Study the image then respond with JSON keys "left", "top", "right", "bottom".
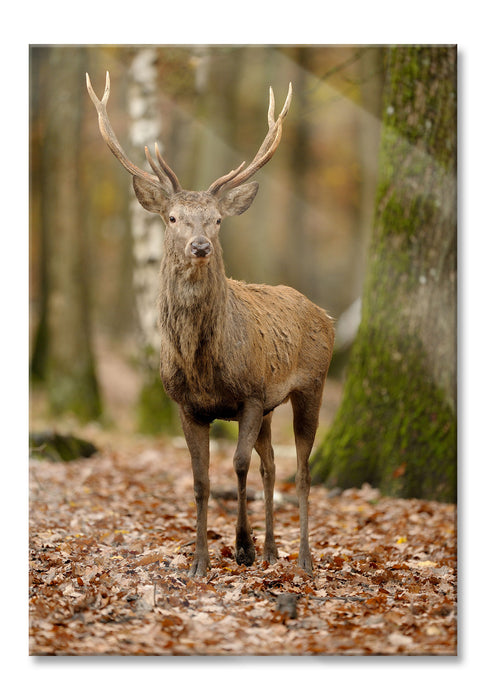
{"left": 29, "top": 44, "right": 385, "bottom": 440}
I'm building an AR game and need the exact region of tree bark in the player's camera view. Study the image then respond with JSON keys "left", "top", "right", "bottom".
{"left": 128, "top": 47, "right": 164, "bottom": 358}
{"left": 127, "top": 48, "right": 178, "bottom": 433}
{"left": 311, "top": 46, "right": 457, "bottom": 502}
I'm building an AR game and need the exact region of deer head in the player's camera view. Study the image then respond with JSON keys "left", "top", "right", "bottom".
{"left": 86, "top": 72, "right": 292, "bottom": 267}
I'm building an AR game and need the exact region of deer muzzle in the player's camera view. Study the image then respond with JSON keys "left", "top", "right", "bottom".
{"left": 187, "top": 236, "right": 213, "bottom": 261}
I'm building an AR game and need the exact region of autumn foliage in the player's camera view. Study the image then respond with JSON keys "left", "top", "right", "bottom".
{"left": 29, "top": 439, "right": 456, "bottom": 655}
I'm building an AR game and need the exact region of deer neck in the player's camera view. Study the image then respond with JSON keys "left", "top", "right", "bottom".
{"left": 158, "top": 242, "right": 228, "bottom": 366}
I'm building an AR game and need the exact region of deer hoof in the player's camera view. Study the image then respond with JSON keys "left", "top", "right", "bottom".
{"left": 236, "top": 543, "right": 256, "bottom": 567}
{"left": 189, "top": 555, "right": 210, "bottom": 577}
{"left": 298, "top": 551, "right": 313, "bottom": 574}
{"left": 263, "top": 543, "right": 279, "bottom": 565}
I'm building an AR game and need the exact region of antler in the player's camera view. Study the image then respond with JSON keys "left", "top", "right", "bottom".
{"left": 207, "top": 83, "right": 292, "bottom": 195}
{"left": 86, "top": 71, "right": 181, "bottom": 194}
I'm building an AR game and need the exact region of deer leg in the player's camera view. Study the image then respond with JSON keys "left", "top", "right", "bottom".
{"left": 254, "top": 412, "right": 278, "bottom": 564}
{"left": 291, "top": 389, "right": 323, "bottom": 574}
{"left": 179, "top": 409, "right": 211, "bottom": 577}
{"left": 234, "top": 398, "right": 263, "bottom": 566}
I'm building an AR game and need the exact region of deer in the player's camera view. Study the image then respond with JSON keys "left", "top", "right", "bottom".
{"left": 86, "top": 72, "right": 334, "bottom": 577}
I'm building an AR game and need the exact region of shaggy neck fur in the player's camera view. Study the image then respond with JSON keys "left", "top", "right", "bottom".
{"left": 158, "top": 238, "right": 228, "bottom": 395}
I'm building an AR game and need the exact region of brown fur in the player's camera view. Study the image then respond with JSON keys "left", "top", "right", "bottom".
{"left": 86, "top": 74, "right": 334, "bottom": 577}
{"left": 153, "top": 191, "right": 334, "bottom": 576}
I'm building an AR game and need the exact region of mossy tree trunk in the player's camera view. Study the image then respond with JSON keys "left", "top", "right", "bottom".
{"left": 30, "top": 47, "right": 102, "bottom": 422}
{"left": 311, "top": 46, "right": 457, "bottom": 502}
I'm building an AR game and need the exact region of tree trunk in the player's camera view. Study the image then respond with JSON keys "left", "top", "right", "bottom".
{"left": 127, "top": 48, "right": 178, "bottom": 433}
{"left": 29, "top": 47, "right": 49, "bottom": 382}
{"left": 31, "top": 46, "right": 101, "bottom": 421}
{"left": 354, "top": 46, "right": 385, "bottom": 297}
{"left": 311, "top": 46, "right": 457, "bottom": 502}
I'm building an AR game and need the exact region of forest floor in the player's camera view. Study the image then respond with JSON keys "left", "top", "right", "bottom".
{"left": 29, "top": 428, "right": 457, "bottom": 656}
{"left": 29, "top": 341, "right": 456, "bottom": 656}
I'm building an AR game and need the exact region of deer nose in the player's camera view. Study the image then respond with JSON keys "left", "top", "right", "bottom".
{"left": 190, "top": 237, "right": 212, "bottom": 258}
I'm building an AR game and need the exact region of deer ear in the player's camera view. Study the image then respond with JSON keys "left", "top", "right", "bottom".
{"left": 132, "top": 176, "right": 171, "bottom": 216}
{"left": 217, "top": 182, "right": 259, "bottom": 217}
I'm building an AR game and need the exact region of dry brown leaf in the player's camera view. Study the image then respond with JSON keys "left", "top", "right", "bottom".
{"left": 29, "top": 444, "right": 457, "bottom": 655}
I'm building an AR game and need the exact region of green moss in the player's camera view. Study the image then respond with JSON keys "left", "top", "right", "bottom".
{"left": 136, "top": 372, "right": 179, "bottom": 435}
{"left": 29, "top": 431, "right": 98, "bottom": 462}
{"left": 311, "top": 46, "right": 457, "bottom": 504}
{"left": 311, "top": 321, "right": 456, "bottom": 502}
{"left": 48, "top": 364, "right": 102, "bottom": 423}
{"left": 210, "top": 420, "right": 239, "bottom": 440}
{"left": 382, "top": 46, "right": 456, "bottom": 171}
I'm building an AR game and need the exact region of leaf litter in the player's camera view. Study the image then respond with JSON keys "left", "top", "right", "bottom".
{"left": 29, "top": 439, "right": 456, "bottom": 655}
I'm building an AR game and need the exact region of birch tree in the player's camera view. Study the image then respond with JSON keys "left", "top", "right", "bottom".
{"left": 127, "top": 48, "right": 177, "bottom": 432}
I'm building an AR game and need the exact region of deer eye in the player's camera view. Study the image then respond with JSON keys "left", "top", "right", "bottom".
{"left": 216, "top": 218, "right": 221, "bottom": 225}
{"left": 169, "top": 215, "right": 176, "bottom": 223}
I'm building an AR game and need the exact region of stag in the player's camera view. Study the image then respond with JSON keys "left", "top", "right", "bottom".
{"left": 87, "top": 72, "right": 334, "bottom": 576}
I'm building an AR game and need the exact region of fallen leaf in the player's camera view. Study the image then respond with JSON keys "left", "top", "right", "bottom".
{"left": 29, "top": 442, "right": 457, "bottom": 655}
